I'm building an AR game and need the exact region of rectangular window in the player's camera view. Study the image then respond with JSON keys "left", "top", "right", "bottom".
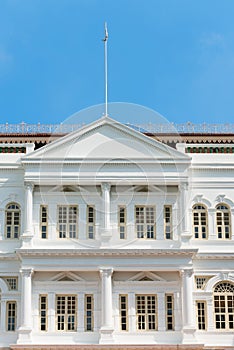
{"left": 39, "top": 295, "right": 47, "bottom": 331}
{"left": 196, "top": 301, "right": 206, "bottom": 330}
{"left": 136, "top": 295, "right": 157, "bottom": 330}
{"left": 165, "top": 294, "right": 174, "bottom": 330}
{"left": 195, "top": 276, "right": 207, "bottom": 290}
{"left": 40, "top": 206, "right": 48, "bottom": 239}
{"left": 58, "top": 206, "right": 78, "bottom": 239}
{"left": 85, "top": 294, "right": 93, "bottom": 331}
{"left": 5, "top": 277, "right": 18, "bottom": 290}
{"left": 119, "top": 206, "right": 126, "bottom": 239}
{"left": 6, "top": 301, "right": 16, "bottom": 331}
{"left": 87, "top": 206, "right": 95, "bottom": 239}
{"left": 119, "top": 294, "right": 128, "bottom": 331}
{"left": 164, "top": 206, "right": 172, "bottom": 239}
{"left": 56, "top": 295, "right": 77, "bottom": 331}
{"left": 135, "top": 206, "right": 156, "bottom": 239}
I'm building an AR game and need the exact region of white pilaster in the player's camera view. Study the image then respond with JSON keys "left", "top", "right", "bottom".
{"left": 77, "top": 292, "right": 85, "bottom": 332}
{"left": 208, "top": 209, "right": 216, "bottom": 240}
{"left": 0, "top": 208, "right": 4, "bottom": 240}
{"left": 157, "top": 292, "right": 165, "bottom": 331}
{"left": 128, "top": 292, "right": 136, "bottom": 332}
{"left": 48, "top": 292, "right": 55, "bottom": 332}
{"left": 231, "top": 209, "right": 234, "bottom": 240}
{"left": 181, "top": 269, "right": 196, "bottom": 343}
{"left": 17, "top": 268, "right": 33, "bottom": 344}
{"left": 22, "top": 182, "right": 34, "bottom": 246}
{"left": 0, "top": 299, "right": 6, "bottom": 332}
{"left": 101, "top": 183, "right": 111, "bottom": 231}
{"left": 206, "top": 297, "right": 215, "bottom": 331}
{"left": 180, "top": 183, "right": 192, "bottom": 243}
{"left": 99, "top": 267, "right": 114, "bottom": 343}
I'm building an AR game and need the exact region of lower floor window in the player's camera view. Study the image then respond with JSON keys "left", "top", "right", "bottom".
{"left": 7, "top": 301, "right": 16, "bottom": 331}
{"left": 214, "top": 282, "right": 234, "bottom": 330}
{"left": 196, "top": 301, "right": 206, "bottom": 330}
{"left": 85, "top": 294, "right": 93, "bottom": 331}
{"left": 165, "top": 294, "right": 174, "bottom": 330}
{"left": 120, "top": 295, "right": 128, "bottom": 331}
{"left": 136, "top": 295, "right": 157, "bottom": 331}
{"left": 56, "top": 295, "right": 77, "bottom": 331}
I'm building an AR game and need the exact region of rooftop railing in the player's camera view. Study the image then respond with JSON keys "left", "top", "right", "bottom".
{"left": 0, "top": 122, "right": 234, "bottom": 134}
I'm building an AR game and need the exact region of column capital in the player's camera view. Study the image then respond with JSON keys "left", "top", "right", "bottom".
{"left": 101, "top": 182, "right": 111, "bottom": 192}
{"left": 24, "top": 182, "right": 34, "bottom": 191}
{"left": 20, "top": 268, "right": 34, "bottom": 278}
{"left": 99, "top": 267, "right": 113, "bottom": 277}
{"left": 180, "top": 268, "right": 193, "bottom": 278}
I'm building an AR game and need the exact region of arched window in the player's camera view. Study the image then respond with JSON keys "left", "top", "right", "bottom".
{"left": 214, "top": 282, "right": 234, "bottom": 330}
{"left": 216, "top": 204, "right": 231, "bottom": 239}
{"left": 5, "top": 203, "right": 21, "bottom": 239}
{"left": 193, "top": 204, "right": 208, "bottom": 239}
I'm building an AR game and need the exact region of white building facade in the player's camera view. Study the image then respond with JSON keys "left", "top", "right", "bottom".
{"left": 0, "top": 116, "right": 234, "bottom": 349}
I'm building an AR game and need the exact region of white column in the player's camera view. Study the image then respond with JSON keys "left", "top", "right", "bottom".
{"left": 0, "top": 299, "right": 6, "bottom": 332}
{"left": 99, "top": 267, "right": 113, "bottom": 329}
{"left": 181, "top": 269, "right": 194, "bottom": 328}
{"left": 180, "top": 183, "right": 191, "bottom": 242}
{"left": 20, "top": 268, "right": 33, "bottom": 329}
{"left": 101, "top": 183, "right": 111, "bottom": 231}
{"left": 77, "top": 292, "right": 85, "bottom": 332}
{"left": 128, "top": 292, "right": 136, "bottom": 332}
{"left": 48, "top": 292, "right": 55, "bottom": 332}
{"left": 157, "top": 292, "right": 165, "bottom": 331}
{"left": 23, "top": 182, "right": 34, "bottom": 239}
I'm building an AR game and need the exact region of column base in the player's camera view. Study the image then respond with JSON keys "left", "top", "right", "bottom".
{"left": 21, "top": 233, "right": 33, "bottom": 247}
{"left": 99, "top": 326, "right": 114, "bottom": 344}
{"left": 181, "top": 231, "right": 193, "bottom": 244}
{"left": 182, "top": 326, "right": 197, "bottom": 344}
{"left": 17, "top": 327, "right": 32, "bottom": 344}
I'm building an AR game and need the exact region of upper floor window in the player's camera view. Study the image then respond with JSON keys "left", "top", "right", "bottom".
{"left": 57, "top": 206, "right": 78, "bottom": 239}
{"left": 135, "top": 206, "right": 156, "bottom": 239}
{"left": 164, "top": 206, "right": 172, "bottom": 239}
{"left": 216, "top": 204, "right": 231, "bottom": 239}
{"left": 5, "top": 203, "right": 21, "bottom": 239}
{"left": 193, "top": 204, "right": 208, "bottom": 239}
{"left": 214, "top": 282, "right": 234, "bottom": 330}
{"left": 40, "top": 205, "right": 48, "bottom": 239}
{"left": 87, "top": 206, "right": 95, "bottom": 239}
{"left": 119, "top": 206, "right": 126, "bottom": 239}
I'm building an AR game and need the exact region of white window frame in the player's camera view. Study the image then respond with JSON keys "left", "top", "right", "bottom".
{"left": 84, "top": 294, "right": 94, "bottom": 331}
{"left": 119, "top": 294, "right": 128, "bottom": 331}
{"left": 165, "top": 294, "right": 174, "bottom": 330}
{"left": 87, "top": 206, "right": 95, "bottom": 239}
{"left": 57, "top": 205, "right": 78, "bottom": 239}
{"left": 193, "top": 204, "right": 208, "bottom": 239}
{"left": 5, "top": 203, "right": 21, "bottom": 239}
{"left": 39, "top": 295, "right": 48, "bottom": 331}
{"left": 135, "top": 206, "right": 156, "bottom": 239}
{"left": 216, "top": 204, "right": 231, "bottom": 239}
{"left": 164, "top": 205, "right": 172, "bottom": 239}
{"left": 6, "top": 301, "right": 17, "bottom": 332}
{"left": 119, "top": 206, "right": 126, "bottom": 239}
{"left": 56, "top": 295, "right": 77, "bottom": 331}
{"left": 40, "top": 205, "right": 48, "bottom": 239}
{"left": 136, "top": 294, "right": 157, "bottom": 331}
{"left": 196, "top": 300, "right": 207, "bottom": 330}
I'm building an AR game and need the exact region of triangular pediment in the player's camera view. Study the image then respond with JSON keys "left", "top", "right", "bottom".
{"left": 128, "top": 271, "right": 166, "bottom": 282}
{"left": 51, "top": 272, "right": 84, "bottom": 282}
{"left": 23, "top": 116, "right": 190, "bottom": 162}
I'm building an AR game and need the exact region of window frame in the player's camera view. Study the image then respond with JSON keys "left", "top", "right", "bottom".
{"left": 56, "top": 294, "right": 77, "bottom": 332}
{"left": 214, "top": 282, "right": 234, "bottom": 331}
{"left": 192, "top": 204, "right": 208, "bottom": 239}
{"left": 87, "top": 206, "right": 95, "bottom": 239}
{"left": 135, "top": 206, "right": 156, "bottom": 239}
{"left": 216, "top": 204, "right": 231, "bottom": 240}
{"left": 5, "top": 202, "right": 21, "bottom": 240}
{"left": 57, "top": 205, "right": 78, "bottom": 239}
{"left": 165, "top": 294, "right": 174, "bottom": 331}
{"left": 84, "top": 294, "right": 94, "bottom": 331}
{"left": 40, "top": 205, "right": 48, "bottom": 239}
{"left": 119, "top": 294, "right": 128, "bottom": 331}
{"left": 6, "top": 301, "right": 17, "bottom": 332}
{"left": 164, "top": 205, "right": 173, "bottom": 240}
{"left": 136, "top": 294, "right": 157, "bottom": 331}
{"left": 39, "top": 294, "right": 48, "bottom": 331}
{"left": 119, "top": 206, "right": 126, "bottom": 239}
{"left": 196, "top": 301, "right": 207, "bottom": 331}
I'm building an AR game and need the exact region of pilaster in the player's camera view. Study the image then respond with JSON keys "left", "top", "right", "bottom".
{"left": 22, "top": 182, "right": 34, "bottom": 247}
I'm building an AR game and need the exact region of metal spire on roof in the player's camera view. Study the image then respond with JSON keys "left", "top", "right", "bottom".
{"left": 102, "top": 22, "right": 108, "bottom": 117}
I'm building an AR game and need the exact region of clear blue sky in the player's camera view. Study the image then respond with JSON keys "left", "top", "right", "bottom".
{"left": 0, "top": 0, "right": 234, "bottom": 125}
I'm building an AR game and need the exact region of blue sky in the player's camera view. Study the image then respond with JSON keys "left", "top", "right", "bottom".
{"left": 0, "top": 0, "right": 234, "bottom": 125}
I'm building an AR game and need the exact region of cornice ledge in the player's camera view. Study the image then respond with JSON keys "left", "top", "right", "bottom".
{"left": 16, "top": 248, "right": 198, "bottom": 258}
{"left": 196, "top": 253, "right": 234, "bottom": 260}
{"left": 0, "top": 252, "right": 19, "bottom": 260}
